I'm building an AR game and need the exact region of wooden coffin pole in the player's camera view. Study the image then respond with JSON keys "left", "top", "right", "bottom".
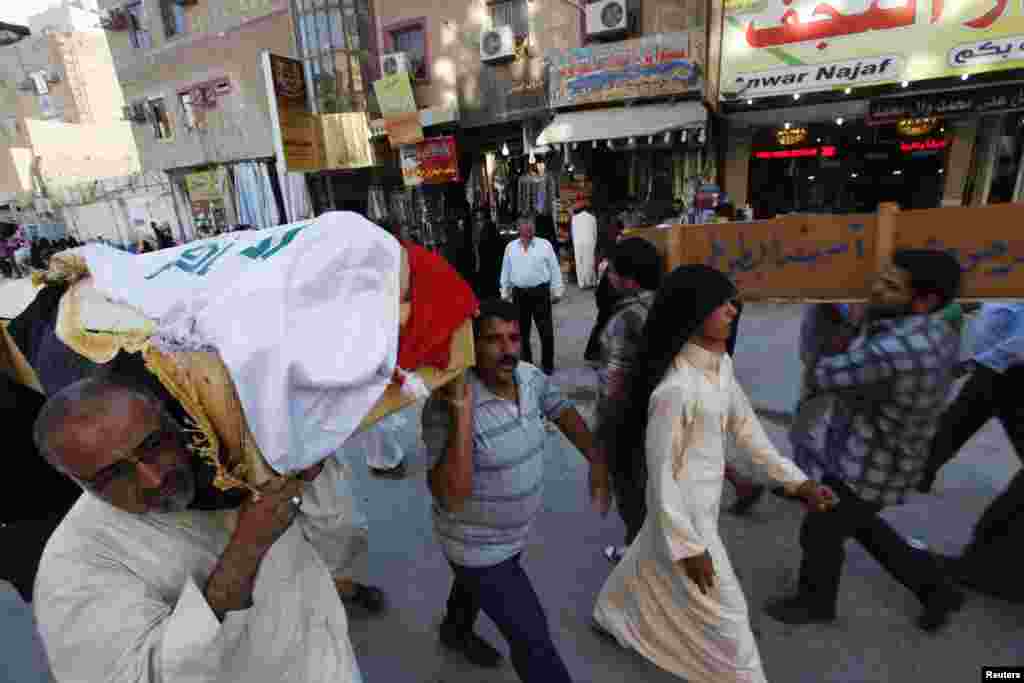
{"left": 625, "top": 202, "right": 1024, "bottom": 302}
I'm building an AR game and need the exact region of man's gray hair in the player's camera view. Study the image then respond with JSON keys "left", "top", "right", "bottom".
{"left": 34, "top": 375, "right": 176, "bottom": 476}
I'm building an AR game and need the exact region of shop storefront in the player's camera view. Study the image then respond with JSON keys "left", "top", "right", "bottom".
{"left": 748, "top": 116, "right": 949, "bottom": 217}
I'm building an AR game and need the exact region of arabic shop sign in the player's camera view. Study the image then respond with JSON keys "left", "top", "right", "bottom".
{"left": 776, "top": 126, "right": 809, "bottom": 145}
{"left": 722, "top": 0, "right": 1024, "bottom": 99}
{"left": 900, "top": 138, "right": 947, "bottom": 152}
{"left": 868, "top": 83, "right": 1024, "bottom": 125}
{"left": 754, "top": 145, "right": 837, "bottom": 159}
{"left": 896, "top": 116, "right": 937, "bottom": 136}
{"left": 400, "top": 136, "right": 461, "bottom": 188}
{"left": 546, "top": 32, "right": 699, "bottom": 108}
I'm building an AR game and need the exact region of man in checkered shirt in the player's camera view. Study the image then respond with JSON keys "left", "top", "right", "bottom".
{"left": 766, "top": 249, "right": 966, "bottom": 634}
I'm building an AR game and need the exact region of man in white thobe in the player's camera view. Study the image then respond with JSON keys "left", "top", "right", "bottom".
{"left": 571, "top": 201, "right": 597, "bottom": 288}
{"left": 32, "top": 375, "right": 364, "bottom": 683}
{"left": 592, "top": 265, "right": 834, "bottom": 682}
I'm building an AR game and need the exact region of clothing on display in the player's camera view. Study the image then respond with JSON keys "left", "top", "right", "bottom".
{"left": 571, "top": 209, "right": 597, "bottom": 288}
{"left": 517, "top": 172, "right": 557, "bottom": 218}
{"left": 233, "top": 161, "right": 281, "bottom": 230}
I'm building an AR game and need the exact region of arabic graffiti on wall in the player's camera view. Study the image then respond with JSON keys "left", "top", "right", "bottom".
{"left": 702, "top": 220, "right": 869, "bottom": 287}
{"left": 912, "top": 237, "right": 1024, "bottom": 280}
{"left": 869, "top": 81, "right": 1024, "bottom": 125}
{"left": 723, "top": 0, "right": 1024, "bottom": 98}
{"left": 546, "top": 32, "right": 699, "bottom": 108}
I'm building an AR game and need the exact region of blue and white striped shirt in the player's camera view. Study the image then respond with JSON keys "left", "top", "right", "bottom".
{"left": 422, "top": 363, "right": 571, "bottom": 567}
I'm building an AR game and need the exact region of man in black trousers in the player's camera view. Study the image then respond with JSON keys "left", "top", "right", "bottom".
{"left": 499, "top": 217, "right": 564, "bottom": 375}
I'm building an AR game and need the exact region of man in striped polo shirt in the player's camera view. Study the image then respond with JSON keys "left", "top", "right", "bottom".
{"left": 423, "top": 299, "right": 611, "bottom": 681}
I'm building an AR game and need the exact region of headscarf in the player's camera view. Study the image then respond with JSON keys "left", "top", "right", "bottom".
{"left": 613, "top": 265, "right": 737, "bottom": 459}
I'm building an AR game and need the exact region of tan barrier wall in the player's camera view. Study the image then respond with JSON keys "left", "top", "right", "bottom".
{"left": 625, "top": 202, "right": 1024, "bottom": 300}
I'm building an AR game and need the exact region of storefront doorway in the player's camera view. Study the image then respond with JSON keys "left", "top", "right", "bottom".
{"left": 749, "top": 119, "right": 948, "bottom": 218}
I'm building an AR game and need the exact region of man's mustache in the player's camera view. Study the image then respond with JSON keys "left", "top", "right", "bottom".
{"left": 500, "top": 355, "right": 518, "bottom": 366}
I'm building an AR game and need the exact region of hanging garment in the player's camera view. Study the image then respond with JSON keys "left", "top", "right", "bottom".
{"left": 594, "top": 344, "right": 807, "bottom": 683}
{"left": 571, "top": 209, "right": 597, "bottom": 288}
{"left": 234, "top": 161, "right": 281, "bottom": 229}
{"left": 280, "top": 164, "right": 314, "bottom": 223}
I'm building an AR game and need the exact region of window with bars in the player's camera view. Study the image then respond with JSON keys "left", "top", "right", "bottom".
{"left": 292, "top": 0, "right": 371, "bottom": 115}
{"left": 160, "top": 0, "right": 188, "bottom": 39}
{"left": 488, "top": 0, "right": 528, "bottom": 37}
{"left": 148, "top": 98, "right": 173, "bottom": 139}
{"left": 126, "top": 2, "right": 152, "bottom": 49}
{"left": 388, "top": 24, "right": 427, "bottom": 81}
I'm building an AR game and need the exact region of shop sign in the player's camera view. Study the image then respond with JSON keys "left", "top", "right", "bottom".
{"left": 897, "top": 117, "right": 938, "bottom": 137}
{"left": 869, "top": 83, "right": 1024, "bottom": 125}
{"left": 900, "top": 139, "right": 947, "bottom": 152}
{"left": 185, "top": 170, "right": 221, "bottom": 202}
{"left": 400, "top": 136, "right": 461, "bottom": 188}
{"left": 722, "top": 0, "right": 1024, "bottom": 99}
{"left": 776, "top": 126, "right": 808, "bottom": 145}
{"left": 754, "top": 145, "right": 837, "bottom": 159}
{"left": 546, "top": 32, "right": 699, "bottom": 109}
{"left": 374, "top": 73, "right": 418, "bottom": 116}
{"left": 262, "top": 53, "right": 321, "bottom": 173}
{"left": 384, "top": 112, "right": 424, "bottom": 146}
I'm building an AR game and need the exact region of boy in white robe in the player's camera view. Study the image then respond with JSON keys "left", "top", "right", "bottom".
{"left": 593, "top": 265, "right": 836, "bottom": 683}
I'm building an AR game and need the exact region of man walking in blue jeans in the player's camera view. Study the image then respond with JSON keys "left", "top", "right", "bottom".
{"left": 422, "top": 299, "right": 610, "bottom": 680}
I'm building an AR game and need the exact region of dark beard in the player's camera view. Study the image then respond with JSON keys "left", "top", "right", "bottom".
{"left": 186, "top": 453, "right": 248, "bottom": 511}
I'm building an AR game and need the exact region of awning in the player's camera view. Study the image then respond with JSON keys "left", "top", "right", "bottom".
{"left": 536, "top": 101, "right": 707, "bottom": 147}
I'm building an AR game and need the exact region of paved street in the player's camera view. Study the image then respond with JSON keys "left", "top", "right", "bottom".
{"left": 2, "top": 278, "right": 1022, "bottom": 682}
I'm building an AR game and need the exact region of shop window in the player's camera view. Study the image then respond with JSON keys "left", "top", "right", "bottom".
{"left": 293, "top": 0, "right": 371, "bottom": 114}
{"left": 126, "top": 2, "right": 152, "bottom": 49}
{"left": 179, "top": 91, "right": 204, "bottom": 130}
{"left": 147, "top": 98, "right": 173, "bottom": 140}
{"left": 386, "top": 20, "right": 429, "bottom": 82}
{"left": 160, "top": 0, "right": 189, "bottom": 39}
{"left": 489, "top": 0, "right": 528, "bottom": 37}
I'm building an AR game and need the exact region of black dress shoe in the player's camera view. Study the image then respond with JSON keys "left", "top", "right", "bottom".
{"left": 440, "top": 622, "right": 503, "bottom": 668}
{"left": 728, "top": 485, "right": 767, "bottom": 516}
{"left": 764, "top": 595, "right": 837, "bottom": 625}
{"left": 918, "top": 588, "right": 965, "bottom": 633}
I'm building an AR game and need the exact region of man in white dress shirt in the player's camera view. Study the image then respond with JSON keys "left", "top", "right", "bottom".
{"left": 32, "top": 374, "right": 364, "bottom": 683}
{"left": 500, "top": 217, "right": 564, "bottom": 375}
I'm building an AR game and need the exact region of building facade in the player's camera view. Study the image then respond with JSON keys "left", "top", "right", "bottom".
{"left": 0, "top": 1, "right": 139, "bottom": 206}
{"left": 717, "top": 0, "right": 1024, "bottom": 217}
{"left": 100, "top": 0, "right": 313, "bottom": 238}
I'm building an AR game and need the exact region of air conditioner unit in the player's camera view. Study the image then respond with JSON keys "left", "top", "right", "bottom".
{"left": 586, "top": 0, "right": 628, "bottom": 37}
{"left": 45, "top": 68, "right": 63, "bottom": 84}
{"left": 17, "top": 78, "right": 37, "bottom": 93}
{"left": 380, "top": 52, "right": 411, "bottom": 77}
{"left": 480, "top": 25, "right": 515, "bottom": 63}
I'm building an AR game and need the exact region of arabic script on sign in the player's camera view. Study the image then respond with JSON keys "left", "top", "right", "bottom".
{"left": 745, "top": 0, "right": 918, "bottom": 49}
{"left": 948, "top": 35, "right": 1024, "bottom": 69}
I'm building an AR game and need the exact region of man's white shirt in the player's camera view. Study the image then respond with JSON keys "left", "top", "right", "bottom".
{"left": 499, "top": 238, "right": 565, "bottom": 301}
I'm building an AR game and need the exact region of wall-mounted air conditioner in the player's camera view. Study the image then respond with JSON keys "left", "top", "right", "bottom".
{"left": 380, "top": 52, "right": 411, "bottom": 77}
{"left": 586, "top": 0, "right": 628, "bottom": 37}
{"left": 480, "top": 25, "right": 515, "bottom": 63}
{"left": 17, "top": 78, "right": 37, "bottom": 93}
{"left": 45, "top": 68, "right": 63, "bottom": 84}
